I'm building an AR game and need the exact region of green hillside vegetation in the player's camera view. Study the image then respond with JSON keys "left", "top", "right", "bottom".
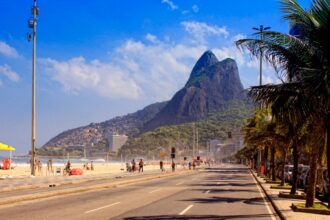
{"left": 119, "top": 100, "right": 253, "bottom": 159}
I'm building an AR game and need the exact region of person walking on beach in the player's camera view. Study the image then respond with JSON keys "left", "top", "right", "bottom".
{"left": 47, "top": 159, "right": 53, "bottom": 175}
{"left": 138, "top": 159, "right": 144, "bottom": 173}
{"left": 91, "top": 161, "right": 94, "bottom": 171}
{"left": 37, "top": 160, "right": 42, "bottom": 175}
{"left": 131, "top": 159, "right": 136, "bottom": 172}
{"left": 64, "top": 161, "right": 71, "bottom": 175}
{"left": 160, "top": 160, "right": 164, "bottom": 172}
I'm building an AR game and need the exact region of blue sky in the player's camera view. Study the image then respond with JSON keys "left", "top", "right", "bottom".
{"left": 0, "top": 0, "right": 312, "bottom": 154}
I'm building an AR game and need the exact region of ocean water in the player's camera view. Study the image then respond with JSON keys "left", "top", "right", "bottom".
{"left": 0, "top": 156, "right": 121, "bottom": 167}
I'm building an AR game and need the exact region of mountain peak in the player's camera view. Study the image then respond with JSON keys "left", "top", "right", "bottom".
{"left": 188, "top": 50, "right": 218, "bottom": 81}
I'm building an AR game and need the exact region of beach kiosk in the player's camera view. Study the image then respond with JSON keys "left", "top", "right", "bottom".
{"left": 0, "top": 142, "right": 16, "bottom": 169}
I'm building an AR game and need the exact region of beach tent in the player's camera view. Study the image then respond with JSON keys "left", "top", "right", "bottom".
{"left": 0, "top": 142, "right": 16, "bottom": 169}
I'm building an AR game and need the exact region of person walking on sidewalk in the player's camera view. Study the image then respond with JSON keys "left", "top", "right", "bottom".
{"left": 160, "top": 160, "right": 164, "bottom": 172}
{"left": 139, "top": 159, "right": 144, "bottom": 173}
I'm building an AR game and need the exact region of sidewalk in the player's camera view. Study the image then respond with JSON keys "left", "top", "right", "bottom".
{"left": 0, "top": 168, "right": 194, "bottom": 206}
{"left": 0, "top": 166, "right": 189, "bottom": 193}
{"left": 251, "top": 170, "right": 329, "bottom": 220}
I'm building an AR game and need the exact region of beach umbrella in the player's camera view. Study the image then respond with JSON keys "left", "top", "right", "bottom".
{"left": 0, "top": 142, "right": 15, "bottom": 170}
{"left": 0, "top": 142, "right": 16, "bottom": 151}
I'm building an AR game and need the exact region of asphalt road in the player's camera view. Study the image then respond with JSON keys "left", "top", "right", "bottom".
{"left": 0, "top": 164, "right": 278, "bottom": 220}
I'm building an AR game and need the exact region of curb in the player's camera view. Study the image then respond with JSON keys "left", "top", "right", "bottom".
{"left": 291, "top": 203, "right": 330, "bottom": 215}
{"left": 250, "top": 169, "right": 286, "bottom": 220}
{"left": 0, "top": 170, "right": 192, "bottom": 206}
{"left": 0, "top": 171, "right": 161, "bottom": 193}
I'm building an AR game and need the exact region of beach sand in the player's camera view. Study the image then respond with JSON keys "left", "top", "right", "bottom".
{"left": 0, "top": 161, "right": 181, "bottom": 178}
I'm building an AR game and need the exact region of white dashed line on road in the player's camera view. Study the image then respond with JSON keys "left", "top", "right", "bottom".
{"left": 179, "top": 205, "right": 194, "bottom": 215}
{"left": 149, "top": 188, "right": 162, "bottom": 194}
{"left": 85, "top": 202, "right": 121, "bottom": 214}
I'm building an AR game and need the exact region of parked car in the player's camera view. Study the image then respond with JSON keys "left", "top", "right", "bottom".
{"left": 284, "top": 165, "right": 293, "bottom": 182}
{"left": 321, "top": 169, "right": 329, "bottom": 198}
{"left": 304, "top": 168, "right": 329, "bottom": 199}
{"left": 298, "top": 165, "right": 310, "bottom": 188}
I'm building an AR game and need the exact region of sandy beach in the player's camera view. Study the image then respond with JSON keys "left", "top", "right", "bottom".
{"left": 0, "top": 161, "right": 183, "bottom": 178}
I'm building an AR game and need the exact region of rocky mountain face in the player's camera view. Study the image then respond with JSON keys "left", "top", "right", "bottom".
{"left": 142, "top": 50, "right": 245, "bottom": 131}
{"left": 42, "top": 50, "right": 246, "bottom": 150}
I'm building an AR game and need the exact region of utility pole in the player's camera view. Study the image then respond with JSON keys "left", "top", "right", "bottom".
{"left": 192, "top": 123, "right": 195, "bottom": 158}
{"left": 252, "top": 25, "right": 271, "bottom": 87}
{"left": 196, "top": 125, "right": 199, "bottom": 155}
{"left": 28, "top": 0, "right": 39, "bottom": 176}
{"left": 252, "top": 25, "right": 271, "bottom": 173}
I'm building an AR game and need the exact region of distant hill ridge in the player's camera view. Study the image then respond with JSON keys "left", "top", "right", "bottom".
{"left": 42, "top": 50, "right": 246, "bottom": 149}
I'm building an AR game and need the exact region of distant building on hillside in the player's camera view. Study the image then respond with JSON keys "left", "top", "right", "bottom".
{"left": 209, "top": 129, "right": 244, "bottom": 161}
{"left": 107, "top": 133, "right": 128, "bottom": 152}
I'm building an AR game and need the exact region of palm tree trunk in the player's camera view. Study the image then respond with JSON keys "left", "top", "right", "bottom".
{"left": 264, "top": 145, "right": 269, "bottom": 176}
{"left": 271, "top": 146, "right": 276, "bottom": 181}
{"left": 326, "top": 115, "right": 330, "bottom": 208}
{"left": 281, "top": 149, "right": 287, "bottom": 186}
{"left": 290, "top": 143, "right": 299, "bottom": 195}
{"left": 254, "top": 152, "right": 258, "bottom": 172}
{"left": 306, "top": 148, "right": 318, "bottom": 207}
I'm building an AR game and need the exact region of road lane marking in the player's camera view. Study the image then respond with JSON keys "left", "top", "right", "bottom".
{"left": 179, "top": 204, "right": 194, "bottom": 215}
{"left": 149, "top": 188, "right": 162, "bottom": 194}
{"left": 176, "top": 181, "right": 184, "bottom": 185}
{"left": 251, "top": 174, "right": 277, "bottom": 220}
{"left": 85, "top": 202, "right": 121, "bottom": 214}
{"left": 204, "top": 190, "right": 211, "bottom": 194}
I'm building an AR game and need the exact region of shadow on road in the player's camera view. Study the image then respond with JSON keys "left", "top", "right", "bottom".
{"left": 189, "top": 182, "right": 255, "bottom": 187}
{"left": 121, "top": 213, "right": 273, "bottom": 219}
{"left": 193, "top": 188, "right": 258, "bottom": 193}
{"left": 181, "top": 196, "right": 264, "bottom": 205}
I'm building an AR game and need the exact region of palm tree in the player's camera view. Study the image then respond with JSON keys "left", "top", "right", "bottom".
{"left": 236, "top": 0, "right": 330, "bottom": 207}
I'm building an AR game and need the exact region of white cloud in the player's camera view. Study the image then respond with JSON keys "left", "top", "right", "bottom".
{"left": 42, "top": 21, "right": 278, "bottom": 101}
{"left": 42, "top": 37, "right": 207, "bottom": 101}
{"left": 0, "top": 64, "right": 20, "bottom": 82}
{"left": 192, "top": 4, "right": 199, "bottom": 13}
{"left": 41, "top": 57, "right": 142, "bottom": 99}
{"left": 181, "top": 21, "right": 229, "bottom": 44}
{"left": 145, "top": 33, "right": 159, "bottom": 44}
{"left": 0, "top": 41, "right": 19, "bottom": 58}
{"left": 161, "top": 0, "right": 178, "bottom": 10}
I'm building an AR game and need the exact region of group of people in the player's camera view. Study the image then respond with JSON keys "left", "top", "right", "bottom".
{"left": 125, "top": 159, "right": 200, "bottom": 173}
{"left": 126, "top": 159, "right": 144, "bottom": 172}
{"left": 29, "top": 159, "right": 43, "bottom": 174}
{"left": 83, "top": 161, "right": 94, "bottom": 171}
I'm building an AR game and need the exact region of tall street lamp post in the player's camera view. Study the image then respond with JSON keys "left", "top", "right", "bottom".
{"left": 252, "top": 25, "right": 271, "bottom": 86}
{"left": 28, "top": 0, "right": 39, "bottom": 176}
{"left": 252, "top": 25, "right": 271, "bottom": 173}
